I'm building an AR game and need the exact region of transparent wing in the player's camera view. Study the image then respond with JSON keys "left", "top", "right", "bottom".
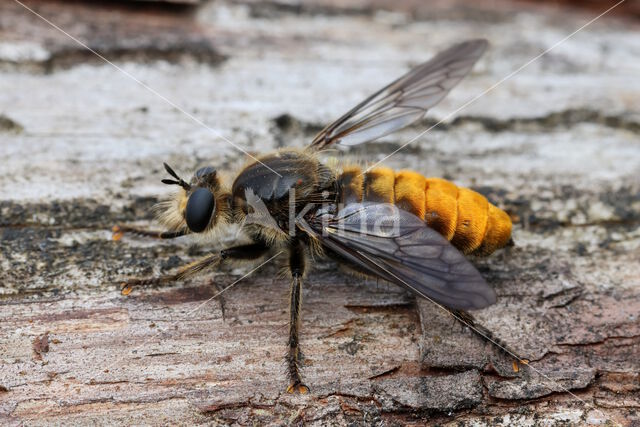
{"left": 299, "top": 203, "right": 496, "bottom": 310}
{"left": 308, "top": 39, "right": 488, "bottom": 151}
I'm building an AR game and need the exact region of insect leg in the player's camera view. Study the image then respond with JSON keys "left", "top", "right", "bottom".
{"left": 286, "top": 239, "right": 309, "bottom": 394}
{"left": 449, "top": 309, "right": 529, "bottom": 368}
{"left": 202, "top": 277, "right": 229, "bottom": 321}
{"left": 120, "top": 252, "right": 221, "bottom": 295}
{"left": 204, "top": 243, "right": 272, "bottom": 321}
{"left": 112, "top": 224, "right": 187, "bottom": 240}
{"left": 120, "top": 243, "right": 270, "bottom": 296}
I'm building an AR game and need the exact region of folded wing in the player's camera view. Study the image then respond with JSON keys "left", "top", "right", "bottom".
{"left": 300, "top": 203, "right": 496, "bottom": 310}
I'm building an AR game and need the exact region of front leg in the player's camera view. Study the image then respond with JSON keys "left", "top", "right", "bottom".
{"left": 286, "top": 239, "right": 309, "bottom": 394}
{"left": 120, "top": 243, "right": 270, "bottom": 295}
{"left": 120, "top": 252, "right": 220, "bottom": 295}
{"left": 112, "top": 224, "right": 188, "bottom": 241}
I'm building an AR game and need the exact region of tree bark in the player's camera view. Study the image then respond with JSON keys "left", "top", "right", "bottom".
{"left": 1, "top": 0, "right": 639, "bottom": 425}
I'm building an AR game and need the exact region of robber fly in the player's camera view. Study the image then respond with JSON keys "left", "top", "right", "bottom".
{"left": 113, "top": 39, "right": 519, "bottom": 393}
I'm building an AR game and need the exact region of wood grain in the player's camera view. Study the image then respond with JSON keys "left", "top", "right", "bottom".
{"left": 1, "top": 0, "right": 639, "bottom": 425}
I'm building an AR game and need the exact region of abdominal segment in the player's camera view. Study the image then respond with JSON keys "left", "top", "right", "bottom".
{"left": 337, "top": 165, "right": 512, "bottom": 255}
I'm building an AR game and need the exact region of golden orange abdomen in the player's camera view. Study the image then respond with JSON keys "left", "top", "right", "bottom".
{"left": 338, "top": 166, "right": 512, "bottom": 256}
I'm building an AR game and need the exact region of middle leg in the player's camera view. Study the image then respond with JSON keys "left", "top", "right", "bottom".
{"left": 286, "top": 238, "right": 309, "bottom": 394}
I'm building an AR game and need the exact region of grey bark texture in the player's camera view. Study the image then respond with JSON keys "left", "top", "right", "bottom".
{"left": 1, "top": 0, "right": 639, "bottom": 425}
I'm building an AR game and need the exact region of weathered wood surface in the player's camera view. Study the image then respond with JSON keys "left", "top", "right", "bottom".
{"left": 1, "top": 0, "right": 639, "bottom": 425}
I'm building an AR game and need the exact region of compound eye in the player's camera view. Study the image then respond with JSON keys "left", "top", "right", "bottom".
{"left": 185, "top": 188, "right": 215, "bottom": 233}
{"left": 195, "top": 166, "right": 216, "bottom": 179}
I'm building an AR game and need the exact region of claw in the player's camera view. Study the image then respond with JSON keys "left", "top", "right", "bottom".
{"left": 286, "top": 382, "right": 310, "bottom": 394}
{"left": 112, "top": 225, "right": 124, "bottom": 241}
{"left": 120, "top": 281, "right": 135, "bottom": 296}
{"left": 120, "top": 277, "right": 167, "bottom": 295}
{"left": 120, "top": 279, "right": 144, "bottom": 295}
{"left": 512, "top": 358, "right": 530, "bottom": 373}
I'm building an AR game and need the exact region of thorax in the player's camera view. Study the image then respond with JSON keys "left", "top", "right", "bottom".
{"left": 231, "top": 150, "right": 337, "bottom": 224}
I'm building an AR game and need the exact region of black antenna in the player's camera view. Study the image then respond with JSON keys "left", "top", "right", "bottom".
{"left": 162, "top": 162, "right": 191, "bottom": 191}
